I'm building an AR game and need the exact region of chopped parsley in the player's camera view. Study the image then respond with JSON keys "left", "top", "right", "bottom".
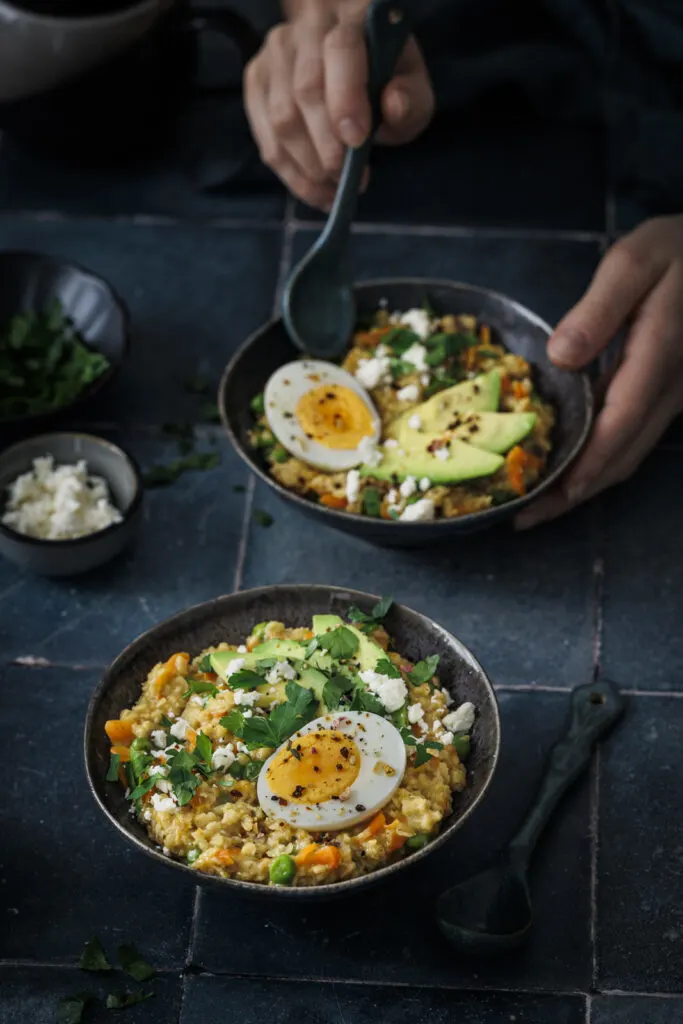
{"left": 196, "top": 654, "right": 213, "bottom": 673}
{"left": 221, "top": 682, "right": 316, "bottom": 748}
{"left": 106, "top": 752, "right": 121, "bottom": 782}
{"left": 362, "top": 487, "right": 382, "bottom": 517}
{"left": 128, "top": 776, "right": 156, "bottom": 803}
{"left": 226, "top": 668, "right": 267, "bottom": 690}
{"left": 317, "top": 626, "right": 359, "bottom": 660}
{"left": 250, "top": 392, "right": 265, "bottom": 416}
{"left": 322, "top": 673, "right": 355, "bottom": 710}
{"left": 407, "top": 654, "right": 440, "bottom": 688}
{"left": 228, "top": 758, "right": 265, "bottom": 781}
{"left": 383, "top": 326, "right": 420, "bottom": 355}
{"left": 253, "top": 509, "right": 274, "bottom": 528}
{"left": 350, "top": 687, "right": 385, "bottom": 715}
{"left": 375, "top": 658, "right": 401, "bottom": 679}
{"left": 183, "top": 373, "right": 211, "bottom": 396}
{"left": 182, "top": 678, "right": 219, "bottom": 701}
{"left": 78, "top": 936, "right": 111, "bottom": 972}
{"left": 57, "top": 992, "right": 92, "bottom": 1024}
{"left": 414, "top": 740, "right": 444, "bottom": 767}
{"left": 118, "top": 944, "right": 155, "bottom": 982}
{"left": 348, "top": 596, "right": 393, "bottom": 633}
{"left": 106, "top": 990, "right": 154, "bottom": 1010}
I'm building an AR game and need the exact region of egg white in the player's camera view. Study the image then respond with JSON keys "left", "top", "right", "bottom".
{"left": 263, "top": 360, "right": 381, "bottom": 471}
{"left": 257, "top": 711, "right": 406, "bottom": 831}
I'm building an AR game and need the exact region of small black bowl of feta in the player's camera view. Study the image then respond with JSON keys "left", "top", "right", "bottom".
{"left": 0, "top": 432, "right": 143, "bottom": 575}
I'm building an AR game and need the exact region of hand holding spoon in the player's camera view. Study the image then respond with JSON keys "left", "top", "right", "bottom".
{"left": 282, "top": 0, "right": 411, "bottom": 359}
{"left": 436, "top": 679, "right": 625, "bottom": 955}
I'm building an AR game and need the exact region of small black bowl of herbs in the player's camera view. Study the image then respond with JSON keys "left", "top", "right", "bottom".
{"left": 0, "top": 251, "right": 129, "bottom": 430}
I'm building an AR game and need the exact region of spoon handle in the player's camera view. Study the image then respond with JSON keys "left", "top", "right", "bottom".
{"left": 508, "top": 679, "right": 625, "bottom": 866}
{"left": 319, "top": 0, "right": 411, "bottom": 250}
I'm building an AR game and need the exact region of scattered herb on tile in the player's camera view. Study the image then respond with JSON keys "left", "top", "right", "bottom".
{"left": 106, "top": 990, "right": 154, "bottom": 1010}
{"left": 57, "top": 992, "right": 92, "bottom": 1024}
{"left": 407, "top": 655, "right": 440, "bottom": 688}
{"left": 106, "top": 752, "right": 121, "bottom": 782}
{"left": 183, "top": 373, "right": 211, "bottom": 396}
{"left": 162, "top": 420, "right": 195, "bottom": 455}
{"left": 199, "top": 400, "right": 220, "bottom": 424}
{"left": 143, "top": 451, "right": 220, "bottom": 488}
{"left": 253, "top": 509, "right": 273, "bottom": 528}
{"left": 78, "top": 936, "right": 111, "bottom": 972}
{"left": 117, "top": 944, "right": 155, "bottom": 982}
{"left": 182, "top": 678, "right": 219, "bottom": 701}
{"left": 317, "top": 626, "right": 359, "bottom": 660}
{"left": 232, "top": 484, "right": 246, "bottom": 493}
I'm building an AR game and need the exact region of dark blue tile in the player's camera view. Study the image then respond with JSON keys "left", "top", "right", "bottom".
{"left": 0, "top": 665, "right": 196, "bottom": 964}
{"left": 597, "top": 695, "right": 683, "bottom": 991}
{"left": 593, "top": 995, "right": 683, "bottom": 1023}
{"left": 243, "top": 481, "right": 596, "bottom": 688}
{"left": 192, "top": 692, "right": 592, "bottom": 991}
{"left": 292, "top": 230, "right": 600, "bottom": 329}
{"left": 296, "top": 115, "right": 606, "bottom": 232}
{"left": 603, "top": 451, "right": 683, "bottom": 691}
{"left": 0, "top": 432, "right": 247, "bottom": 665}
{"left": 0, "top": 219, "right": 282, "bottom": 425}
{"left": 181, "top": 976, "right": 586, "bottom": 1024}
{"left": 0, "top": 967, "right": 180, "bottom": 1024}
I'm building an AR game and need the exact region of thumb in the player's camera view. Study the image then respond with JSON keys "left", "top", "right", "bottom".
{"left": 548, "top": 243, "right": 662, "bottom": 370}
{"left": 375, "top": 38, "right": 434, "bottom": 145}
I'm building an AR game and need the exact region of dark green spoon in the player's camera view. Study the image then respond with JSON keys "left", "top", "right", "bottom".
{"left": 282, "top": 0, "right": 411, "bottom": 359}
{"left": 436, "top": 679, "right": 626, "bottom": 955}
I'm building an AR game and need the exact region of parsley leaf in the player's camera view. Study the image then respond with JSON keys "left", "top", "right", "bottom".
{"left": 118, "top": 944, "right": 155, "bottom": 982}
{"left": 452, "top": 734, "right": 471, "bottom": 761}
{"left": 323, "top": 674, "right": 354, "bottom": 710}
{"left": 317, "top": 626, "right": 359, "bottom": 660}
{"left": 408, "top": 655, "right": 440, "bottom": 688}
{"left": 220, "top": 709, "right": 246, "bottom": 735}
{"left": 227, "top": 668, "right": 267, "bottom": 690}
{"left": 182, "top": 678, "right": 219, "bottom": 701}
{"left": 347, "top": 597, "right": 393, "bottom": 633}
{"left": 244, "top": 758, "right": 265, "bottom": 780}
{"left": 350, "top": 687, "right": 385, "bottom": 715}
{"left": 106, "top": 990, "right": 154, "bottom": 1010}
{"left": 166, "top": 747, "right": 200, "bottom": 806}
{"left": 253, "top": 508, "right": 274, "bottom": 528}
{"left": 183, "top": 373, "right": 210, "bottom": 396}
{"left": 305, "top": 638, "right": 319, "bottom": 658}
{"left": 383, "top": 326, "right": 420, "bottom": 355}
{"left": 128, "top": 776, "right": 156, "bottom": 802}
{"left": 362, "top": 487, "right": 381, "bottom": 517}
{"left": 414, "top": 740, "right": 444, "bottom": 768}
{"left": 78, "top": 936, "right": 111, "bottom": 972}
{"left": 372, "top": 596, "right": 393, "bottom": 620}
{"left": 194, "top": 732, "right": 214, "bottom": 768}
{"left": 375, "top": 658, "right": 401, "bottom": 679}
{"left": 106, "top": 752, "right": 121, "bottom": 782}
{"left": 57, "top": 992, "right": 92, "bottom": 1024}
{"left": 160, "top": 713, "right": 174, "bottom": 728}
{"left": 197, "top": 654, "right": 213, "bottom": 673}
{"left": 224, "top": 683, "right": 316, "bottom": 748}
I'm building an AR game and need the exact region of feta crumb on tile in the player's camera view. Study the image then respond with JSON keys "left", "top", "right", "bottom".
{"left": 408, "top": 413, "right": 422, "bottom": 431}
{"left": 399, "top": 498, "right": 435, "bottom": 522}
{"left": 355, "top": 355, "right": 391, "bottom": 390}
{"left": 359, "top": 670, "right": 407, "bottom": 713}
{"left": 443, "top": 701, "right": 476, "bottom": 733}
{"left": 151, "top": 729, "right": 167, "bottom": 749}
{"left": 346, "top": 469, "right": 361, "bottom": 504}
{"left": 396, "top": 383, "right": 419, "bottom": 403}
{"left": 407, "top": 703, "right": 424, "bottom": 724}
{"left": 402, "top": 342, "right": 428, "bottom": 371}
{"left": 399, "top": 477, "right": 417, "bottom": 499}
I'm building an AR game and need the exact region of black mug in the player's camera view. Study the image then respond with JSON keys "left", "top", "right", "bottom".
{"left": 0, "top": 0, "right": 263, "bottom": 165}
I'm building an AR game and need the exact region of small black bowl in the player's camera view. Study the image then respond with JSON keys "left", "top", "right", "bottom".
{"left": 85, "top": 585, "right": 500, "bottom": 900}
{"left": 0, "top": 250, "right": 130, "bottom": 430}
{"left": 219, "top": 278, "right": 593, "bottom": 546}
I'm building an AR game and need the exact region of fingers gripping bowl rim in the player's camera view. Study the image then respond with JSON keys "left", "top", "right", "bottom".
{"left": 219, "top": 279, "right": 593, "bottom": 545}
{"left": 84, "top": 585, "right": 501, "bottom": 899}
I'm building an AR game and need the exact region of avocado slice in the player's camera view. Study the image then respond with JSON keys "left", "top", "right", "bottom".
{"left": 360, "top": 439, "right": 503, "bottom": 485}
{"left": 394, "top": 411, "right": 536, "bottom": 456}
{"left": 298, "top": 666, "right": 327, "bottom": 703}
{"left": 389, "top": 370, "right": 501, "bottom": 443}
{"left": 312, "top": 614, "right": 385, "bottom": 672}
{"left": 210, "top": 638, "right": 306, "bottom": 678}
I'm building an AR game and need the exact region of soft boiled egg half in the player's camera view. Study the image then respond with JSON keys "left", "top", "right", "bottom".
{"left": 257, "top": 711, "right": 406, "bottom": 831}
{"left": 264, "top": 360, "right": 381, "bottom": 471}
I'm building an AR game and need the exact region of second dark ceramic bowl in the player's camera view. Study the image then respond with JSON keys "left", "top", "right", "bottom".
{"left": 219, "top": 279, "right": 593, "bottom": 546}
{"left": 0, "top": 250, "right": 130, "bottom": 430}
{"left": 85, "top": 585, "right": 500, "bottom": 900}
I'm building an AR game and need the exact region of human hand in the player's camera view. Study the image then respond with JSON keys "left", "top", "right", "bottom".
{"left": 243, "top": 2, "right": 434, "bottom": 209}
{"left": 516, "top": 214, "right": 683, "bottom": 529}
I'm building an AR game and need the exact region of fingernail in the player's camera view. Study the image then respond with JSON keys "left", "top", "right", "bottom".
{"left": 547, "top": 326, "right": 588, "bottom": 368}
{"left": 387, "top": 88, "right": 409, "bottom": 122}
{"left": 338, "top": 117, "right": 365, "bottom": 147}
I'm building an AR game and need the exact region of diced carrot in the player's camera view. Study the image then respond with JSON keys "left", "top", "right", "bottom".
{"left": 105, "top": 719, "right": 134, "bottom": 745}
{"left": 294, "top": 842, "right": 320, "bottom": 867}
{"left": 479, "top": 324, "right": 491, "bottom": 345}
{"left": 386, "top": 821, "right": 408, "bottom": 853}
{"left": 320, "top": 494, "right": 348, "bottom": 510}
{"left": 153, "top": 652, "right": 190, "bottom": 697}
{"left": 213, "top": 848, "right": 240, "bottom": 866}
{"left": 312, "top": 846, "right": 341, "bottom": 868}
{"left": 500, "top": 375, "right": 511, "bottom": 395}
{"left": 506, "top": 445, "right": 529, "bottom": 496}
{"left": 357, "top": 812, "right": 386, "bottom": 843}
{"left": 110, "top": 745, "right": 131, "bottom": 763}
{"left": 195, "top": 670, "right": 218, "bottom": 682}
{"left": 512, "top": 380, "right": 530, "bottom": 400}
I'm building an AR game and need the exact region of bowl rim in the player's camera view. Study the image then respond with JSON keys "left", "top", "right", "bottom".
{"left": 219, "top": 276, "right": 594, "bottom": 532}
{"left": 84, "top": 583, "right": 501, "bottom": 898}
{"left": 0, "top": 430, "right": 144, "bottom": 547}
{"left": 0, "top": 248, "right": 131, "bottom": 428}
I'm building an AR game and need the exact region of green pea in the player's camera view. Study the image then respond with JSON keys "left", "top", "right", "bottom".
{"left": 269, "top": 854, "right": 296, "bottom": 886}
{"left": 187, "top": 848, "right": 201, "bottom": 865}
{"left": 452, "top": 734, "right": 471, "bottom": 761}
{"left": 406, "top": 834, "right": 430, "bottom": 851}
{"left": 271, "top": 445, "right": 289, "bottom": 464}
{"left": 250, "top": 392, "right": 265, "bottom": 416}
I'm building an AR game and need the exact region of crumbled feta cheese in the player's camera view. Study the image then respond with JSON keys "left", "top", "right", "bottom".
{"left": 355, "top": 355, "right": 391, "bottom": 390}
{"left": 151, "top": 729, "right": 167, "bottom": 749}
{"left": 375, "top": 343, "right": 390, "bottom": 358}
{"left": 151, "top": 793, "right": 176, "bottom": 813}
{"left": 236, "top": 741, "right": 249, "bottom": 754}
{"left": 148, "top": 764, "right": 168, "bottom": 777}
{"left": 402, "top": 342, "right": 428, "bottom": 372}
{"left": 384, "top": 438, "right": 399, "bottom": 449}
{"left": 419, "top": 477, "right": 431, "bottom": 493}
{"left": 440, "top": 731, "right": 454, "bottom": 746}
{"left": 397, "top": 383, "right": 419, "bottom": 402}
{"left": 407, "top": 703, "right": 424, "bottom": 724}
{"left": 399, "top": 308, "right": 431, "bottom": 339}
{"left": 154, "top": 780, "right": 173, "bottom": 796}
{"left": 143, "top": 809, "right": 152, "bottom": 821}
{"left": 242, "top": 709, "right": 253, "bottom": 719}
{"left": 346, "top": 469, "right": 361, "bottom": 504}
{"left": 418, "top": 718, "right": 429, "bottom": 734}
{"left": 399, "top": 477, "right": 417, "bottom": 499}
{"left": 387, "top": 488, "right": 399, "bottom": 507}
{"left": 407, "top": 413, "right": 422, "bottom": 431}
{"left": 266, "top": 660, "right": 297, "bottom": 685}
{"left": 433, "top": 719, "right": 444, "bottom": 735}
{"left": 359, "top": 670, "right": 407, "bottom": 713}
{"left": 237, "top": 645, "right": 247, "bottom": 654}
{"left": 443, "top": 689, "right": 453, "bottom": 705}
{"left": 358, "top": 436, "right": 383, "bottom": 467}
{"left": 1, "top": 455, "right": 123, "bottom": 541}
{"left": 212, "top": 745, "right": 236, "bottom": 770}
{"left": 190, "top": 695, "right": 203, "bottom": 706}
{"left": 166, "top": 712, "right": 175, "bottom": 719}
{"left": 225, "top": 658, "right": 245, "bottom": 678}
{"left": 399, "top": 498, "right": 435, "bottom": 522}
{"left": 443, "top": 701, "right": 476, "bottom": 733}
{"left": 170, "top": 717, "right": 190, "bottom": 741}
{"left": 433, "top": 445, "right": 450, "bottom": 461}
{"left": 233, "top": 688, "right": 259, "bottom": 707}
{"left": 421, "top": 373, "right": 431, "bottom": 387}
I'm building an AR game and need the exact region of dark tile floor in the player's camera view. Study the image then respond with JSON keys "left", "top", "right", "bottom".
{"left": 2, "top": 35, "right": 683, "bottom": 1023}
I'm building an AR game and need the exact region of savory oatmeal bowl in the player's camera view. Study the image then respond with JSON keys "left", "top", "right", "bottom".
{"left": 86, "top": 586, "right": 500, "bottom": 898}
{"left": 220, "top": 280, "right": 592, "bottom": 545}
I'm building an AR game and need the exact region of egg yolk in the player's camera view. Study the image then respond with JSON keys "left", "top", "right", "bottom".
{"left": 295, "top": 385, "right": 375, "bottom": 450}
{"left": 266, "top": 730, "right": 361, "bottom": 804}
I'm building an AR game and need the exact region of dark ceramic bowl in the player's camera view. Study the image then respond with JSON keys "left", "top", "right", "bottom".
{"left": 0, "top": 431, "right": 143, "bottom": 575}
{"left": 0, "top": 250, "right": 129, "bottom": 430}
{"left": 85, "top": 585, "right": 500, "bottom": 900}
{"left": 220, "top": 278, "right": 593, "bottom": 546}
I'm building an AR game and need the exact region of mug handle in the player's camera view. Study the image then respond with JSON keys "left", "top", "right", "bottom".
{"left": 187, "top": 8, "right": 262, "bottom": 94}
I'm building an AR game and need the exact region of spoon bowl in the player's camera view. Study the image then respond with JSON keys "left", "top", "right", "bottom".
{"left": 437, "top": 855, "right": 533, "bottom": 954}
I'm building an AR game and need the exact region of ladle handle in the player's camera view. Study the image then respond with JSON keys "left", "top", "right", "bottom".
{"left": 509, "top": 679, "right": 625, "bottom": 866}
{"left": 319, "top": 0, "right": 411, "bottom": 251}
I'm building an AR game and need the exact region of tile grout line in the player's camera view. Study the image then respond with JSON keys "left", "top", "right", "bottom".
{"left": 589, "top": 744, "right": 601, "bottom": 994}
{"left": 586, "top": 992, "right": 593, "bottom": 1024}
{"left": 292, "top": 218, "right": 605, "bottom": 243}
{"left": 178, "top": 887, "right": 201, "bottom": 1022}
{"left": 0, "top": 209, "right": 286, "bottom": 231}
{"left": 232, "top": 474, "right": 256, "bottom": 592}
